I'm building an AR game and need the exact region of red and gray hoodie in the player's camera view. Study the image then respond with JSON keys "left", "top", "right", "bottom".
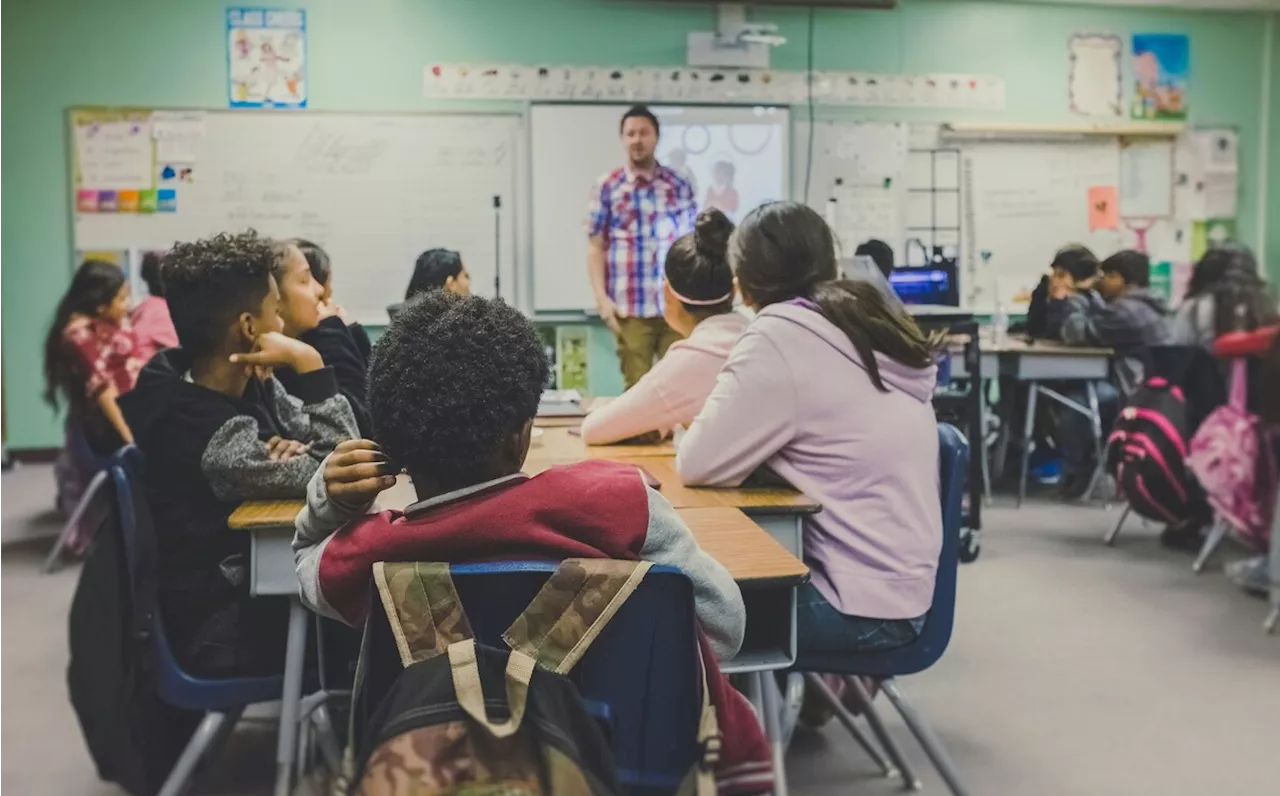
{"left": 293, "top": 458, "right": 773, "bottom": 795}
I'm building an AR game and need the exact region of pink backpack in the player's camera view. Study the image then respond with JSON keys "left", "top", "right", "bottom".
{"left": 1186, "top": 359, "right": 1267, "bottom": 545}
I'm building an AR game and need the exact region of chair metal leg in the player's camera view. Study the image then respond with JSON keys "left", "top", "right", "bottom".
{"left": 977, "top": 378, "right": 993, "bottom": 506}
{"left": 310, "top": 704, "right": 344, "bottom": 773}
{"left": 804, "top": 673, "right": 896, "bottom": 778}
{"left": 881, "top": 680, "right": 972, "bottom": 796}
{"left": 1192, "top": 517, "right": 1229, "bottom": 573}
{"left": 779, "top": 672, "right": 804, "bottom": 749}
{"left": 1083, "top": 381, "right": 1107, "bottom": 502}
{"left": 757, "top": 672, "right": 789, "bottom": 796}
{"left": 158, "top": 712, "right": 230, "bottom": 796}
{"left": 42, "top": 469, "right": 109, "bottom": 574}
{"left": 846, "top": 677, "right": 921, "bottom": 790}
{"left": 1018, "top": 382, "right": 1039, "bottom": 508}
{"left": 1104, "top": 504, "right": 1132, "bottom": 546}
{"left": 1265, "top": 606, "right": 1279, "bottom": 635}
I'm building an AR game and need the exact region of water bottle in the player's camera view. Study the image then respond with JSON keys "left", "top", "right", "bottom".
{"left": 992, "top": 300, "right": 1009, "bottom": 348}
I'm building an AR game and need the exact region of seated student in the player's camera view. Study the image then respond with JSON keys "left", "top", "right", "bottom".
{"left": 44, "top": 260, "right": 141, "bottom": 514}
{"left": 293, "top": 291, "right": 772, "bottom": 793}
{"left": 386, "top": 247, "right": 471, "bottom": 319}
{"left": 131, "top": 251, "right": 179, "bottom": 363}
{"left": 271, "top": 241, "right": 373, "bottom": 436}
{"left": 1049, "top": 250, "right": 1171, "bottom": 496}
{"left": 118, "top": 231, "right": 358, "bottom": 676}
{"left": 854, "top": 238, "right": 895, "bottom": 281}
{"left": 580, "top": 209, "right": 747, "bottom": 445}
{"left": 1171, "top": 243, "right": 1276, "bottom": 347}
{"left": 1024, "top": 244, "right": 1100, "bottom": 339}
{"left": 677, "top": 202, "right": 942, "bottom": 665}
{"left": 293, "top": 238, "right": 373, "bottom": 361}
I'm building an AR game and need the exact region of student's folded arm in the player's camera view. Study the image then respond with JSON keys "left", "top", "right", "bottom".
{"left": 1059, "top": 294, "right": 1098, "bottom": 346}
{"left": 638, "top": 481, "right": 745, "bottom": 659}
{"left": 580, "top": 356, "right": 685, "bottom": 445}
{"left": 293, "top": 456, "right": 378, "bottom": 621}
{"left": 201, "top": 416, "right": 325, "bottom": 501}
{"left": 269, "top": 369, "right": 360, "bottom": 456}
{"left": 676, "top": 331, "right": 796, "bottom": 487}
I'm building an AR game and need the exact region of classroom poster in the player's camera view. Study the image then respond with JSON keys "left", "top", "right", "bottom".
{"left": 1191, "top": 218, "right": 1236, "bottom": 261}
{"left": 73, "top": 110, "right": 154, "bottom": 205}
{"left": 556, "top": 327, "right": 589, "bottom": 393}
{"left": 227, "top": 8, "right": 307, "bottom": 108}
{"left": 1131, "top": 34, "right": 1189, "bottom": 121}
{"left": 1068, "top": 34, "right": 1122, "bottom": 117}
{"left": 1087, "top": 185, "right": 1119, "bottom": 231}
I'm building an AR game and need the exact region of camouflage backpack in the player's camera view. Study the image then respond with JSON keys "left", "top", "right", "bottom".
{"left": 343, "top": 559, "right": 720, "bottom": 796}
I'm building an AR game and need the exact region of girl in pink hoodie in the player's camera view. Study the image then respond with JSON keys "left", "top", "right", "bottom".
{"left": 678, "top": 201, "right": 942, "bottom": 663}
{"left": 581, "top": 208, "right": 748, "bottom": 444}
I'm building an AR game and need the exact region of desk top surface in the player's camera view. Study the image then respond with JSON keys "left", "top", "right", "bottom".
{"left": 228, "top": 496, "right": 807, "bottom": 585}
{"left": 527, "top": 425, "right": 676, "bottom": 461}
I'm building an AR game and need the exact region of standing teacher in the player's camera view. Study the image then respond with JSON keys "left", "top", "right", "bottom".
{"left": 587, "top": 105, "right": 698, "bottom": 387}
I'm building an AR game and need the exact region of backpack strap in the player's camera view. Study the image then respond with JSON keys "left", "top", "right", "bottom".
{"left": 676, "top": 643, "right": 721, "bottom": 796}
{"left": 372, "top": 561, "right": 474, "bottom": 667}
{"left": 502, "top": 559, "right": 653, "bottom": 674}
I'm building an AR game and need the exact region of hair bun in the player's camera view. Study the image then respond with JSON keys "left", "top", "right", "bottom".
{"left": 693, "top": 209, "right": 734, "bottom": 261}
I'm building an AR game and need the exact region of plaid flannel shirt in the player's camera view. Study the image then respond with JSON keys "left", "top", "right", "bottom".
{"left": 586, "top": 164, "right": 697, "bottom": 318}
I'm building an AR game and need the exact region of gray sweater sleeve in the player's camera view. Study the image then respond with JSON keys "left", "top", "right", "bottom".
{"left": 639, "top": 479, "right": 746, "bottom": 659}
{"left": 200, "top": 369, "right": 359, "bottom": 502}
{"left": 293, "top": 457, "right": 375, "bottom": 620}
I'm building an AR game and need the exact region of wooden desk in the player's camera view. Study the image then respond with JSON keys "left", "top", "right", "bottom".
{"left": 228, "top": 479, "right": 812, "bottom": 587}
{"left": 527, "top": 425, "right": 675, "bottom": 462}
{"left": 534, "top": 396, "right": 610, "bottom": 428}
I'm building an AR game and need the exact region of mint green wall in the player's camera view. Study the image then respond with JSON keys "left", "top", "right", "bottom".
{"left": 3, "top": 0, "right": 1274, "bottom": 449}
{"left": 1269, "top": 13, "right": 1280, "bottom": 283}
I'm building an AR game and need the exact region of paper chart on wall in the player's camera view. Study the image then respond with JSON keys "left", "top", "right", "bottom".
{"left": 831, "top": 183, "right": 902, "bottom": 256}
{"left": 75, "top": 116, "right": 154, "bottom": 192}
{"left": 227, "top": 8, "right": 307, "bottom": 108}
{"left": 1119, "top": 140, "right": 1173, "bottom": 218}
{"left": 1068, "top": 34, "right": 1122, "bottom": 117}
{"left": 1191, "top": 129, "right": 1238, "bottom": 219}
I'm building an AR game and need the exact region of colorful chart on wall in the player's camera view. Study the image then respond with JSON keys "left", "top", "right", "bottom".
{"left": 1068, "top": 33, "right": 1122, "bottom": 117}
{"left": 1131, "top": 33, "right": 1188, "bottom": 121}
{"left": 227, "top": 8, "right": 307, "bottom": 108}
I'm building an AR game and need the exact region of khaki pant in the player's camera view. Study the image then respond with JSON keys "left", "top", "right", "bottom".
{"left": 615, "top": 316, "right": 682, "bottom": 388}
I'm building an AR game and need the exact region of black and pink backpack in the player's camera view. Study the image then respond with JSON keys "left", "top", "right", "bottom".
{"left": 1106, "top": 377, "right": 1202, "bottom": 523}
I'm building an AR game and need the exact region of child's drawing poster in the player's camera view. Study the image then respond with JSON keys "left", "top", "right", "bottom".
{"left": 228, "top": 8, "right": 306, "bottom": 108}
{"left": 1131, "top": 33, "right": 1188, "bottom": 121}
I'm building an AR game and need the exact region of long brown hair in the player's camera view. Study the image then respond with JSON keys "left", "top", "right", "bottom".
{"left": 731, "top": 201, "right": 937, "bottom": 392}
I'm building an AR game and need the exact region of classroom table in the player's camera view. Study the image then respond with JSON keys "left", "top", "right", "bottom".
{"left": 950, "top": 337, "right": 1113, "bottom": 506}
{"left": 528, "top": 424, "right": 676, "bottom": 460}
{"left": 229, "top": 491, "right": 809, "bottom": 796}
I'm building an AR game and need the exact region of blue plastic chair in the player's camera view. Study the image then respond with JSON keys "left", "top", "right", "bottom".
{"left": 43, "top": 420, "right": 118, "bottom": 573}
{"left": 357, "top": 561, "right": 702, "bottom": 796}
{"left": 798, "top": 422, "right": 971, "bottom": 796}
{"left": 109, "top": 447, "right": 292, "bottom": 796}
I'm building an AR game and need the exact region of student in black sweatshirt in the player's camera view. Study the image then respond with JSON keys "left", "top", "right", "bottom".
{"left": 270, "top": 239, "right": 373, "bottom": 435}
{"left": 293, "top": 238, "right": 373, "bottom": 361}
{"left": 119, "top": 231, "right": 358, "bottom": 676}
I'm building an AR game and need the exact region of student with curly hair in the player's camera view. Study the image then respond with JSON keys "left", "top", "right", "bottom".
{"left": 293, "top": 291, "right": 774, "bottom": 794}
{"left": 119, "top": 230, "right": 358, "bottom": 676}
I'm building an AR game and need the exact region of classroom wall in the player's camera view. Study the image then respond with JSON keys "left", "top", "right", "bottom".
{"left": 2, "top": 0, "right": 1275, "bottom": 449}
{"left": 1269, "top": 13, "right": 1280, "bottom": 279}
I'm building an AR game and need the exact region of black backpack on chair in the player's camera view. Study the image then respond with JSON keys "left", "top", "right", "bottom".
{"left": 66, "top": 451, "right": 200, "bottom": 796}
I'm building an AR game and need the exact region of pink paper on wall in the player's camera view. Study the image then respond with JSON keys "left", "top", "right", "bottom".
{"left": 1088, "top": 185, "right": 1119, "bottom": 230}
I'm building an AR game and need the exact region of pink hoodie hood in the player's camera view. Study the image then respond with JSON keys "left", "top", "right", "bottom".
{"left": 679, "top": 300, "right": 942, "bottom": 619}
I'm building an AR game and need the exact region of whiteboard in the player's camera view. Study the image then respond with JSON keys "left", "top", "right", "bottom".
{"left": 530, "top": 103, "right": 789, "bottom": 313}
{"left": 961, "top": 140, "right": 1123, "bottom": 310}
{"left": 73, "top": 111, "right": 521, "bottom": 324}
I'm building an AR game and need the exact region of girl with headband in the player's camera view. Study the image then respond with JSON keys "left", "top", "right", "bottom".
{"left": 581, "top": 208, "right": 748, "bottom": 445}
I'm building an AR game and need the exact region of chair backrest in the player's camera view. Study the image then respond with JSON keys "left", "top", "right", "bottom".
{"left": 359, "top": 561, "right": 702, "bottom": 794}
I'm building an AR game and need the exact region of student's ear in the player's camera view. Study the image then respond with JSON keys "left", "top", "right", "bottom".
{"left": 236, "top": 312, "right": 260, "bottom": 350}
{"left": 506, "top": 420, "right": 534, "bottom": 468}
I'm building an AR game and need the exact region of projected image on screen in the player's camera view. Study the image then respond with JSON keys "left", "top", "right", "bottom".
{"left": 660, "top": 120, "right": 786, "bottom": 224}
